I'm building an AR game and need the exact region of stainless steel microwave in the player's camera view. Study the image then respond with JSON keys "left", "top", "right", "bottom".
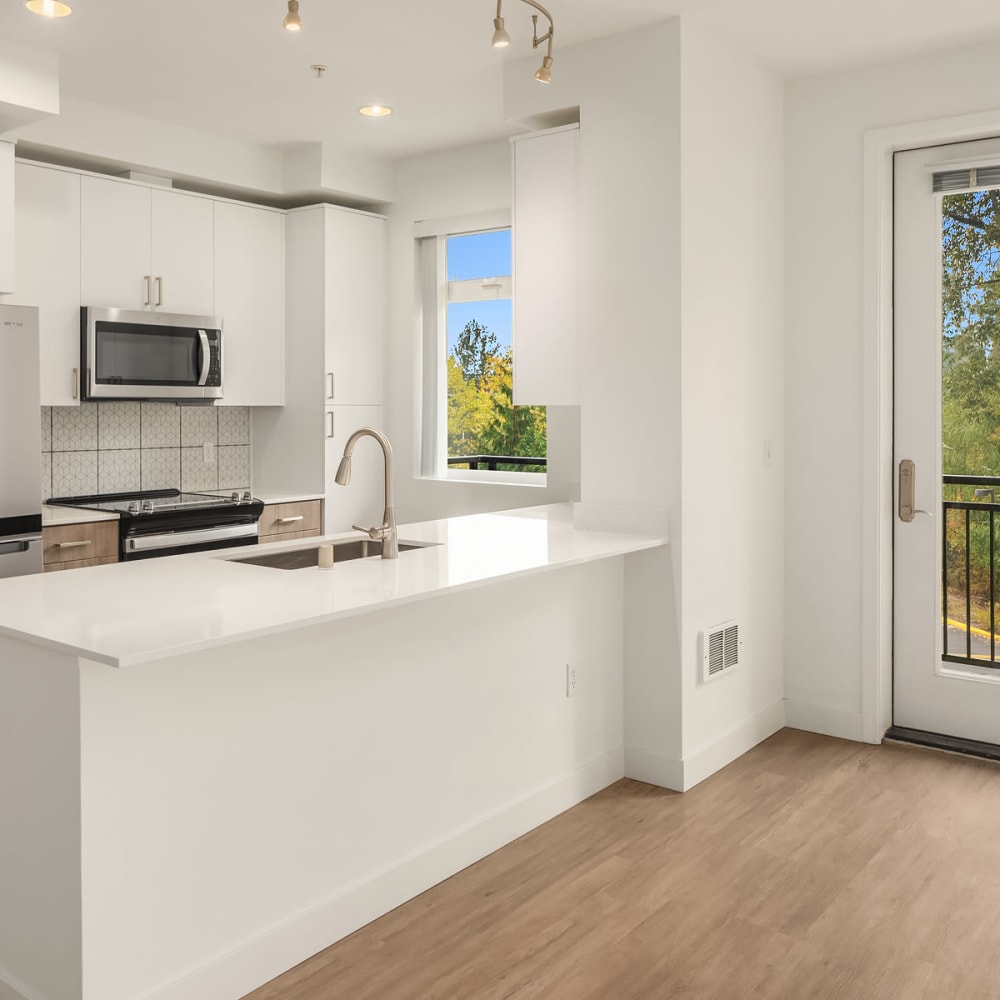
{"left": 81, "top": 307, "right": 223, "bottom": 401}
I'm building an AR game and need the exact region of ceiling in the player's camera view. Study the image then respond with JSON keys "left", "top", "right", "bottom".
{"left": 2, "top": 0, "right": 1000, "bottom": 163}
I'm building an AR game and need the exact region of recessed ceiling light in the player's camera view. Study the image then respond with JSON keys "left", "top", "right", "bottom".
{"left": 359, "top": 105, "right": 393, "bottom": 118}
{"left": 25, "top": 0, "right": 72, "bottom": 16}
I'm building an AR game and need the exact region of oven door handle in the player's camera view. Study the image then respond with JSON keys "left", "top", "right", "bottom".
{"left": 197, "top": 330, "right": 210, "bottom": 386}
{"left": 125, "top": 522, "right": 257, "bottom": 554}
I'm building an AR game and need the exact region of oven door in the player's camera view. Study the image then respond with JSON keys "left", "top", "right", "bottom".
{"left": 120, "top": 500, "right": 263, "bottom": 561}
{"left": 82, "top": 307, "right": 223, "bottom": 401}
{"left": 122, "top": 522, "right": 258, "bottom": 560}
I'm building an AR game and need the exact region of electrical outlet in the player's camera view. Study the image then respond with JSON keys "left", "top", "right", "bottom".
{"left": 566, "top": 663, "right": 578, "bottom": 698}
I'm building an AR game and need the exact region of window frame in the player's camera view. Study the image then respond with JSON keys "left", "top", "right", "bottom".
{"left": 417, "top": 212, "right": 547, "bottom": 486}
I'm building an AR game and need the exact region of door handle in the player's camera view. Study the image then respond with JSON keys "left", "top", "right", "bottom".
{"left": 155, "top": 276, "right": 163, "bottom": 307}
{"left": 144, "top": 275, "right": 153, "bottom": 307}
{"left": 899, "top": 459, "right": 933, "bottom": 522}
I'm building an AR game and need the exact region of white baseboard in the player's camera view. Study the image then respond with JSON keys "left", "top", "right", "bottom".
{"left": 145, "top": 748, "right": 625, "bottom": 1000}
{"left": 623, "top": 747, "right": 685, "bottom": 791}
{"left": 784, "top": 699, "right": 866, "bottom": 743}
{"left": 624, "top": 701, "right": 786, "bottom": 793}
{"left": 681, "top": 700, "right": 786, "bottom": 790}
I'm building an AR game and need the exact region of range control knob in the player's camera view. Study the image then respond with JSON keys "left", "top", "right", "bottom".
{"left": 128, "top": 501, "right": 140, "bottom": 513}
{"left": 231, "top": 491, "right": 240, "bottom": 501}
{"left": 242, "top": 490, "right": 252, "bottom": 502}
{"left": 141, "top": 499, "right": 154, "bottom": 513}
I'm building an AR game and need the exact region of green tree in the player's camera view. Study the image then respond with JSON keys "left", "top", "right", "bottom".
{"left": 446, "top": 320, "right": 546, "bottom": 466}
{"left": 453, "top": 319, "right": 500, "bottom": 388}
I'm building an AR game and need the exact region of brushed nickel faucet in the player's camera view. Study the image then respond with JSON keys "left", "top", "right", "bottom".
{"left": 333, "top": 427, "right": 398, "bottom": 559}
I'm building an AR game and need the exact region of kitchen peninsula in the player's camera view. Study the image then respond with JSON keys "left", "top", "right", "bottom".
{"left": 0, "top": 503, "right": 665, "bottom": 1000}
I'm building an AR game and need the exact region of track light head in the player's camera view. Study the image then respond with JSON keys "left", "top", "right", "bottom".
{"left": 534, "top": 54, "right": 553, "bottom": 83}
{"left": 25, "top": 0, "right": 72, "bottom": 16}
{"left": 282, "top": 0, "right": 302, "bottom": 32}
{"left": 492, "top": 16, "right": 512, "bottom": 47}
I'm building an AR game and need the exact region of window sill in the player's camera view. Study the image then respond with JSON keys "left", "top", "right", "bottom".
{"left": 424, "top": 469, "right": 548, "bottom": 488}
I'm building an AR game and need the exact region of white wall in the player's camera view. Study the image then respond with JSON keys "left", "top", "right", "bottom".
{"left": 504, "top": 18, "right": 784, "bottom": 788}
{"left": 505, "top": 19, "right": 686, "bottom": 785}
{"left": 785, "top": 38, "right": 1000, "bottom": 740}
{"left": 679, "top": 22, "right": 786, "bottom": 776}
{"left": 385, "top": 139, "right": 581, "bottom": 523}
{"left": 0, "top": 640, "right": 81, "bottom": 1000}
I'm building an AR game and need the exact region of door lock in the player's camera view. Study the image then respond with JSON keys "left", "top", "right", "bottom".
{"left": 899, "top": 459, "right": 932, "bottom": 522}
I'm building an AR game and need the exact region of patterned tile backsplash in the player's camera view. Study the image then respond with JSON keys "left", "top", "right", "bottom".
{"left": 41, "top": 402, "right": 252, "bottom": 501}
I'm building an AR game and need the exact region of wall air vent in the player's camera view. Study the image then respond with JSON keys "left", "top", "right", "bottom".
{"left": 701, "top": 621, "right": 740, "bottom": 683}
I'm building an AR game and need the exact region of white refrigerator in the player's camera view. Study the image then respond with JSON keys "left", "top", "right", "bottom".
{"left": 0, "top": 304, "right": 42, "bottom": 577}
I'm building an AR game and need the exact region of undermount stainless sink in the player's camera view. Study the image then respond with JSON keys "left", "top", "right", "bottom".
{"left": 229, "top": 539, "right": 435, "bottom": 570}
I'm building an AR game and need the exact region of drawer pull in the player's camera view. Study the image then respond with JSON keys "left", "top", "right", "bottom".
{"left": 275, "top": 516, "right": 305, "bottom": 524}
{"left": 56, "top": 540, "right": 92, "bottom": 549}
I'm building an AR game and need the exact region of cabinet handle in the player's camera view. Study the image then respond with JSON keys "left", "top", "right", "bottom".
{"left": 327, "top": 412, "right": 335, "bottom": 439}
{"left": 72, "top": 367, "right": 79, "bottom": 400}
{"left": 144, "top": 275, "right": 152, "bottom": 306}
{"left": 327, "top": 372, "right": 335, "bottom": 399}
{"left": 276, "top": 516, "right": 305, "bottom": 524}
{"left": 56, "top": 540, "right": 91, "bottom": 550}
{"left": 156, "top": 276, "right": 163, "bottom": 307}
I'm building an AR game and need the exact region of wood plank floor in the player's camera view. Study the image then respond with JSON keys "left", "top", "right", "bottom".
{"left": 242, "top": 729, "right": 1000, "bottom": 999}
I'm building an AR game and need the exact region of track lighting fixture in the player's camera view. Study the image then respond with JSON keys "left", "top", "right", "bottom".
{"left": 25, "top": 0, "right": 72, "bottom": 16}
{"left": 282, "top": 0, "right": 302, "bottom": 32}
{"left": 491, "top": 0, "right": 555, "bottom": 83}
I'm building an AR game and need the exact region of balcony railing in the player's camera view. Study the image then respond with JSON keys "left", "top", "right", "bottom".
{"left": 943, "top": 475, "right": 1000, "bottom": 667}
{"left": 447, "top": 455, "right": 547, "bottom": 472}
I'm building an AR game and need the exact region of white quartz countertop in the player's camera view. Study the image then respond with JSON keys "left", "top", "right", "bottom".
{"left": 252, "top": 491, "right": 325, "bottom": 505}
{"left": 0, "top": 503, "right": 666, "bottom": 668}
{"left": 42, "top": 504, "right": 120, "bottom": 527}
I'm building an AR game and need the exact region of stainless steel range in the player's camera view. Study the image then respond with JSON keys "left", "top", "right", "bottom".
{"left": 48, "top": 489, "right": 264, "bottom": 561}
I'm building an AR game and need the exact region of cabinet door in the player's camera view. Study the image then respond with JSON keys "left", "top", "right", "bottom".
{"left": 0, "top": 141, "right": 13, "bottom": 295}
{"left": 323, "top": 405, "right": 385, "bottom": 533}
{"left": 81, "top": 176, "right": 152, "bottom": 311}
{"left": 512, "top": 126, "right": 580, "bottom": 406}
{"left": 8, "top": 163, "right": 82, "bottom": 406}
{"left": 214, "top": 201, "right": 285, "bottom": 406}
{"left": 324, "top": 208, "right": 385, "bottom": 406}
{"left": 151, "top": 189, "right": 214, "bottom": 316}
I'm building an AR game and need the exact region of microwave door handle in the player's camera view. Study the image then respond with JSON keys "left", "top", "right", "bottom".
{"left": 197, "top": 330, "right": 210, "bottom": 386}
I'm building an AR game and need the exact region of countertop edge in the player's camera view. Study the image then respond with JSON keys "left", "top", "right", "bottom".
{"left": 99, "top": 534, "right": 664, "bottom": 668}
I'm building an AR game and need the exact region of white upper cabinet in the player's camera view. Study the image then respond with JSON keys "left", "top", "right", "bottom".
{"left": 7, "top": 162, "right": 82, "bottom": 406}
{"left": 323, "top": 206, "right": 385, "bottom": 406}
{"left": 150, "top": 189, "right": 214, "bottom": 315}
{"left": 214, "top": 201, "right": 285, "bottom": 407}
{"left": 80, "top": 176, "right": 214, "bottom": 316}
{"left": 0, "top": 142, "right": 13, "bottom": 296}
{"left": 512, "top": 125, "right": 580, "bottom": 406}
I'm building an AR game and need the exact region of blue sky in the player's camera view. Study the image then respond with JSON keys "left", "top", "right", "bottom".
{"left": 447, "top": 230, "right": 512, "bottom": 352}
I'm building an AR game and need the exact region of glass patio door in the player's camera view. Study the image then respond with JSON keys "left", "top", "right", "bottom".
{"left": 894, "top": 136, "right": 1000, "bottom": 744}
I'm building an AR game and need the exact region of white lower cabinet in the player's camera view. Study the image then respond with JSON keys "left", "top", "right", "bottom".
{"left": 323, "top": 405, "right": 385, "bottom": 534}
{"left": 7, "top": 162, "right": 82, "bottom": 406}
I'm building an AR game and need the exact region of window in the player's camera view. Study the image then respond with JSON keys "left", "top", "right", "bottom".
{"left": 419, "top": 224, "right": 547, "bottom": 482}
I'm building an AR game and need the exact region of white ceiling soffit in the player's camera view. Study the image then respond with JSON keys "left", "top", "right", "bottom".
{"left": 0, "top": 1, "right": 999, "bottom": 163}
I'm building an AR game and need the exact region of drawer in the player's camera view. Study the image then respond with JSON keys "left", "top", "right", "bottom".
{"left": 44, "top": 555, "right": 119, "bottom": 573}
{"left": 259, "top": 501, "right": 322, "bottom": 538}
{"left": 260, "top": 527, "right": 322, "bottom": 546}
{"left": 43, "top": 521, "right": 119, "bottom": 566}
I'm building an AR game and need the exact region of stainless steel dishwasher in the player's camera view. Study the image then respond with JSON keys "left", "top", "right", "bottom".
{"left": 0, "top": 304, "right": 43, "bottom": 578}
